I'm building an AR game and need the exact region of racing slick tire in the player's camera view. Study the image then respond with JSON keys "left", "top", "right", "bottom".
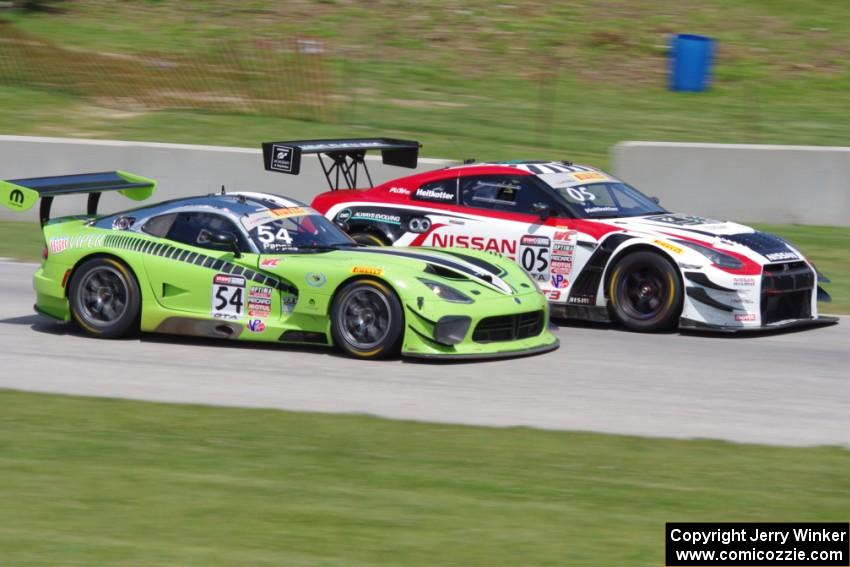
{"left": 69, "top": 256, "right": 141, "bottom": 339}
{"left": 607, "top": 251, "right": 683, "bottom": 332}
{"left": 350, "top": 231, "right": 389, "bottom": 246}
{"left": 331, "top": 278, "right": 404, "bottom": 358}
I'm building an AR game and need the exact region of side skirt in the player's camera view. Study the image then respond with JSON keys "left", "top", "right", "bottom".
{"left": 549, "top": 303, "right": 611, "bottom": 323}
{"left": 680, "top": 316, "right": 839, "bottom": 333}
{"left": 154, "top": 317, "right": 244, "bottom": 339}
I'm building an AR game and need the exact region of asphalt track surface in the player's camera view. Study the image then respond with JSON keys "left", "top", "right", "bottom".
{"left": 2, "top": 260, "right": 848, "bottom": 447}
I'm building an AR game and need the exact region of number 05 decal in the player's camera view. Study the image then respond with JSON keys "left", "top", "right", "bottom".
{"left": 211, "top": 274, "right": 246, "bottom": 321}
{"left": 521, "top": 246, "right": 548, "bottom": 272}
{"left": 566, "top": 186, "right": 596, "bottom": 202}
{"left": 519, "top": 235, "right": 551, "bottom": 281}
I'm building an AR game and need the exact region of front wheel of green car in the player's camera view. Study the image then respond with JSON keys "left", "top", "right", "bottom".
{"left": 69, "top": 257, "right": 141, "bottom": 339}
{"left": 331, "top": 279, "right": 403, "bottom": 358}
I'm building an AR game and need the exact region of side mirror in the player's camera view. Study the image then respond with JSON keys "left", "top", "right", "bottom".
{"left": 651, "top": 196, "right": 661, "bottom": 205}
{"left": 205, "top": 230, "right": 241, "bottom": 258}
{"left": 532, "top": 202, "right": 551, "bottom": 220}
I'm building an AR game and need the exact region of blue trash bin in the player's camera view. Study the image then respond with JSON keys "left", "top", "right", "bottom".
{"left": 669, "top": 34, "right": 715, "bottom": 92}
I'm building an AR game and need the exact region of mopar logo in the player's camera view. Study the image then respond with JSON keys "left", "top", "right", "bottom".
{"left": 9, "top": 188, "right": 24, "bottom": 207}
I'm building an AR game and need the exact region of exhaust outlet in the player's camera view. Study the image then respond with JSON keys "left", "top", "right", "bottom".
{"left": 215, "top": 325, "right": 234, "bottom": 337}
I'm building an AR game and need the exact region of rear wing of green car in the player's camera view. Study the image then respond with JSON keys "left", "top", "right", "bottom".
{"left": 1, "top": 171, "right": 156, "bottom": 225}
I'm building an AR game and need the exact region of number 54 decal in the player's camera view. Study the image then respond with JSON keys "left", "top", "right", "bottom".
{"left": 211, "top": 274, "right": 246, "bottom": 320}
{"left": 256, "top": 225, "right": 293, "bottom": 245}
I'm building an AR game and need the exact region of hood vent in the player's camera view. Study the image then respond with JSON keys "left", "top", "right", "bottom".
{"left": 723, "top": 232, "right": 791, "bottom": 257}
{"left": 424, "top": 264, "right": 468, "bottom": 280}
{"left": 424, "top": 262, "right": 511, "bottom": 295}
{"left": 436, "top": 250, "right": 506, "bottom": 277}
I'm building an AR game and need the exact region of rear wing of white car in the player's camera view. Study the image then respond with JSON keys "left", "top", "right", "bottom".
{"left": 261, "top": 138, "right": 421, "bottom": 190}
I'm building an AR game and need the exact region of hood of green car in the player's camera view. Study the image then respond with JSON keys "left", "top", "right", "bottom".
{"left": 262, "top": 246, "right": 526, "bottom": 297}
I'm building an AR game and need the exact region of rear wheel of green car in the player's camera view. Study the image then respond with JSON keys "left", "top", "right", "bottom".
{"left": 331, "top": 279, "right": 403, "bottom": 358}
{"left": 69, "top": 257, "right": 141, "bottom": 339}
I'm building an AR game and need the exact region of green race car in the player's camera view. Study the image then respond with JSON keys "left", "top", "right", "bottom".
{"left": 1, "top": 171, "right": 558, "bottom": 359}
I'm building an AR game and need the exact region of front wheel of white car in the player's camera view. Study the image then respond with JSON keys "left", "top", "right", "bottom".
{"left": 607, "top": 251, "right": 683, "bottom": 332}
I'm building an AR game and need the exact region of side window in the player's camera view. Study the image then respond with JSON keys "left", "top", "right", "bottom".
{"left": 165, "top": 212, "right": 249, "bottom": 252}
{"left": 141, "top": 213, "right": 177, "bottom": 238}
{"left": 460, "top": 175, "right": 547, "bottom": 214}
{"left": 412, "top": 178, "right": 457, "bottom": 204}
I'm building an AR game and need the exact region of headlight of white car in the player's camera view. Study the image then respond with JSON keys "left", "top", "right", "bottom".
{"left": 672, "top": 239, "right": 743, "bottom": 270}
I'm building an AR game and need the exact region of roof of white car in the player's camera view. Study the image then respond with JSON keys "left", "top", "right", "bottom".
{"left": 447, "top": 161, "right": 622, "bottom": 188}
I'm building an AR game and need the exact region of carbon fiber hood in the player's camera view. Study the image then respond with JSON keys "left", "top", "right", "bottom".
{"left": 600, "top": 214, "right": 803, "bottom": 263}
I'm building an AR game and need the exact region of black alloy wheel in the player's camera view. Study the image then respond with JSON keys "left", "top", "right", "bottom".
{"left": 608, "top": 251, "right": 683, "bottom": 332}
{"left": 331, "top": 279, "right": 403, "bottom": 358}
{"left": 350, "top": 232, "right": 389, "bottom": 246}
{"left": 69, "top": 257, "right": 141, "bottom": 338}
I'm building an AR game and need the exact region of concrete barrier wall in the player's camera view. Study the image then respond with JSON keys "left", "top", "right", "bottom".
{"left": 0, "top": 136, "right": 453, "bottom": 222}
{"left": 4, "top": 137, "right": 848, "bottom": 226}
{"left": 612, "top": 141, "right": 850, "bottom": 226}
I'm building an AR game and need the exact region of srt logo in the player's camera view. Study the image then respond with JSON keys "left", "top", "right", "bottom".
{"left": 9, "top": 188, "right": 25, "bottom": 207}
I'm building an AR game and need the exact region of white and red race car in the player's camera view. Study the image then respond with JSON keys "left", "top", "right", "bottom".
{"left": 261, "top": 138, "right": 834, "bottom": 332}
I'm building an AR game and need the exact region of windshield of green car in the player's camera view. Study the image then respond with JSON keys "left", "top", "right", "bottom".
{"left": 548, "top": 180, "right": 667, "bottom": 219}
{"left": 241, "top": 207, "right": 356, "bottom": 253}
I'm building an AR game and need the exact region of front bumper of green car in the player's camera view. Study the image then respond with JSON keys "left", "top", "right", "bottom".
{"left": 399, "top": 291, "right": 559, "bottom": 360}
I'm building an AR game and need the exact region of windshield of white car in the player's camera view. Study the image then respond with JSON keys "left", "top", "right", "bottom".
{"left": 246, "top": 213, "right": 356, "bottom": 253}
{"left": 550, "top": 181, "right": 666, "bottom": 219}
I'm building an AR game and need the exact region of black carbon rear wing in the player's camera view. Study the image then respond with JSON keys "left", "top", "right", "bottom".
{"left": 261, "top": 138, "right": 421, "bottom": 190}
{"left": 1, "top": 171, "right": 156, "bottom": 225}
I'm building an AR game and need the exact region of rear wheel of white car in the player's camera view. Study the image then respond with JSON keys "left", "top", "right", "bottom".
{"left": 350, "top": 231, "right": 389, "bottom": 246}
{"left": 608, "top": 251, "right": 682, "bottom": 332}
{"left": 69, "top": 257, "right": 141, "bottom": 338}
{"left": 331, "top": 279, "right": 403, "bottom": 358}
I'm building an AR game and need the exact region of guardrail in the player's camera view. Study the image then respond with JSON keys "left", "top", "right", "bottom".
{"left": 612, "top": 141, "right": 850, "bottom": 226}
{"left": 0, "top": 136, "right": 452, "bottom": 222}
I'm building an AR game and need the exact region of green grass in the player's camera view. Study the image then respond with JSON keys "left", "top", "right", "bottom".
{"left": 2, "top": 220, "right": 846, "bottom": 313}
{"left": 1, "top": 1, "right": 849, "bottom": 164}
{"left": 0, "top": 388, "right": 847, "bottom": 566}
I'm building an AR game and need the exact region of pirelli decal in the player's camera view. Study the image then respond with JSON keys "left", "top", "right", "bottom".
{"left": 101, "top": 234, "right": 294, "bottom": 293}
